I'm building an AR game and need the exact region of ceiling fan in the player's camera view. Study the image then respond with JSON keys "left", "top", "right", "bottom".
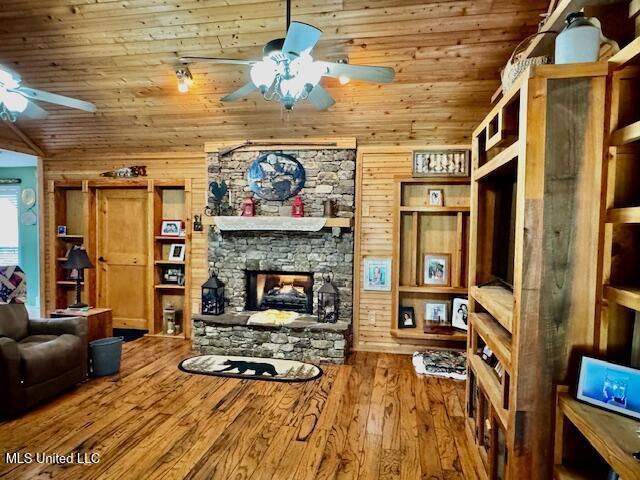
{"left": 0, "top": 64, "right": 96, "bottom": 122}
{"left": 180, "top": 0, "right": 395, "bottom": 111}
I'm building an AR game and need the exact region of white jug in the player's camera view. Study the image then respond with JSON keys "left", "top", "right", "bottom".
{"left": 555, "top": 12, "right": 619, "bottom": 64}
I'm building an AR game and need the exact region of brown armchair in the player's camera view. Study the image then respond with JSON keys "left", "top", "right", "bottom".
{"left": 0, "top": 303, "right": 88, "bottom": 417}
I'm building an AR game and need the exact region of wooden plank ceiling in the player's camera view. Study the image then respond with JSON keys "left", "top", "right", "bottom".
{"left": 0, "top": 0, "right": 548, "bottom": 155}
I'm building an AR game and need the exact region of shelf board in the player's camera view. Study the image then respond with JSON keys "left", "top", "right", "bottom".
{"left": 399, "top": 206, "right": 470, "bottom": 213}
{"left": 603, "top": 285, "right": 640, "bottom": 311}
{"left": 558, "top": 393, "right": 640, "bottom": 480}
{"left": 57, "top": 234, "right": 84, "bottom": 242}
{"left": 391, "top": 328, "right": 467, "bottom": 342}
{"left": 468, "top": 354, "right": 508, "bottom": 428}
{"left": 609, "top": 36, "right": 640, "bottom": 69}
{"left": 470, "top": 285, "right": 513, "bottom": 333}
{"left": 56, "top": 281, "right": 84, "bottom": 286}
{"left": 155, "top": 236, "right": 186, "bottom": 242}
{"left": 154, "top": 260, "right": 186, "bottom": 266}
{"left": 395, "top": 176, "right": 470, "bottom": 185}
{"left": 605, "top": 206, "right": 640, "bottom": 224}
{"left": 470, "top": 312, "right": 512, "bottom": 370}
{"left": 56, "top": 257, "right": 68, "bottom": 262}
{"left": 610, "top": 120, "right": 640, "bottom": 147}
{"left": 473, "top": 141, "right": 519, "bottom": 182}
{"left": 154, "top": 284, "right": 185, "bottom": 290}
{"left": 398, "top": 285, "right": 468, "bottom": 295}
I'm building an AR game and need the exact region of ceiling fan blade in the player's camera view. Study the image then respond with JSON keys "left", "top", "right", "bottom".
{"left": 320, "top": 62, "right": 395, "bottom": 84}
{"left": 16, "top": 87, "right": 96, "bottom": 113}
{"left": 179, "top": 56, "right": 256, "bottom": 65}
{"left": 307, "top": 85, "right": 335, "bottom": 110}
{"left": 282, "top": 21, "right": 322, "bottom": 56}
{"left": 23, "top": 101, "right": 48, "bottom": 119}
{"left": 221, "top": 82, "right": 257, "bottom": 102}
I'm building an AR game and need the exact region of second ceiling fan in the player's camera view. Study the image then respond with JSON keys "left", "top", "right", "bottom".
{"left": 180, "top": 0, "right": 395, "bottom": 111}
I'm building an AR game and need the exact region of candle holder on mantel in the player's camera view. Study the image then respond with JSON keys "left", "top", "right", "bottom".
{"left": 241, "top": 195, "right": 256, "bottom": 217}
{"left": 291, "top": 196, "right": 304, "bottom": 217}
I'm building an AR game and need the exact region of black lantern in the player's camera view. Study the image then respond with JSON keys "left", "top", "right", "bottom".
{"left": 202, "top": 271, "right": 225, "bottom": 315}
{"left": 317, "top": 273, "right": 339, "bottom": 323}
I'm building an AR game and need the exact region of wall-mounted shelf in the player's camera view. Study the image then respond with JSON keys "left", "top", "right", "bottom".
{"left": 469, "top": 286, "right": 513, "bottom": 333}
{"left": 155, "top": 235, "right": 186, "bottom": 242}
{"left": 390, "top": 328, "right": 467, "bottom": 342}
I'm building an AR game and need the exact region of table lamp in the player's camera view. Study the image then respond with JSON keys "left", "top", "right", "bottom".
{"left": 63, "top": 246, "right": 94, "bottom": 308}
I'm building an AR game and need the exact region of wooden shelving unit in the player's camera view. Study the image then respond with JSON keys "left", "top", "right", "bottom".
{"left": 48, "top": 178, "right": 192, "bottom": 339}
{"left": 554, "top": 393, "right": 640, "bottom": 480}
{"left": 467, "top": 63, "right": 607, "bottom": 479}
{"left": 148, "top": 180, "right": 191, "bottom": 339}
{"left": 48, "top": 180, "right": 96, "bottom": 310}
{"left": 390, "top": 174, "right": 470, "bottom": 343}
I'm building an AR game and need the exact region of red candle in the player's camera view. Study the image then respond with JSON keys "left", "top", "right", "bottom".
{"left": 241, "top": 195, "right": 256, "bottom": 217}
{"left": 291, "top": 196, "right": 304, "bottom": 217}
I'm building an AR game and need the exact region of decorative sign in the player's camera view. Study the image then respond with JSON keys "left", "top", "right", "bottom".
{"left": 247, "top": 152, "right": 305, "bottom": 201}
{"left": 0, "top": 178, "right": 21, "bottom": 185}
{"left": 100, "top": 166, "right": 147, "bottom": 178}
{"left": 413, "top": 150, "right": 470, "bottom": 177}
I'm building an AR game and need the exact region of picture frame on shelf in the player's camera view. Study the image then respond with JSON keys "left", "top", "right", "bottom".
{"left": 160, "top": 220, "right": 183, "bottom": 236}
{"left": 163, "top": 267, "right": 185, "bottom": 286}
{"left": 398, "top": 306, "right": 416, "bottom": 329}
{"left": 576, "top": 356, "right": 640, "bottom": 421}
{"left": 57, "top": 225, "right": 67, "bottom": 236}
{"left": 413, "top": 150, "right": 470, "bottom": 177}
{"left": 423, "top": 253, "right": 450, "bottom": 286}
{"left": 480, "top": 345, "right": 498, "bottom": 367}
{"left": 363, "top": 257, "right": 391, "bottom": 291}
{"left": 427, "top": 189, "right": 444, "bottom": 206}
{"left": 423, "top": 300, "right": 451, "bottom": 332}
{"left": 168, "top": 244, "right": 186, "bottom": 262}
{"left": 452, "top": 297, "right": 469, "bottom": 331}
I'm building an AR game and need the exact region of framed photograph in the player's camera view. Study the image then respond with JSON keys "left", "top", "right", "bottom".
{"left": 576, "top": 356, "right": 640, "bottom": 420}
{"left": 424, "top": 300, "right": 451, "bottom": 332}
{"left": 363, "top": 257, "right": 391, "bottom": 291}
{"left": 428, "top": 189, "right": 444, "bottom": 206}
{"left": 168, "top": 243, "right": 186, "bottom": 262}
{"left": 161, "top": 220, "right": 182, "bottom": 236}
{"left": 452, "top": 298, "right": 469, "bottom": 331}
{"left": 413, "top": 150, "right": 470, "bottom": 177}
{"left": 481, "top": 345, "right": 498, "bottom": 367}
{"left": 494, "top": 361, "right": 504, "bottom": 379}
{"left": 57, "top": 225, "right": 67, "bottom": 236}
{"left": 423, "top": 253, "right": 450, "bottom": 286}
{"left": 398, "top": 306, "right": 416, "bottom": 329}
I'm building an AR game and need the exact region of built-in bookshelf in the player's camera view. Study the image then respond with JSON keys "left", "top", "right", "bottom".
{"left": 390, "top": 176, "right": 470, "bottom": 343}
{"left": 467, "top": 63, "right": 607, "bottom": 479}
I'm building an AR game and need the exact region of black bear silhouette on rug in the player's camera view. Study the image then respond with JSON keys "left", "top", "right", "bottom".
{"left": 216, "top": 359, "right": 279, "bottom": 376}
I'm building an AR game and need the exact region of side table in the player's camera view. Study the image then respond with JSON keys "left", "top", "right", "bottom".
{"left": 50, "top": 307, "right": 113, "bottom": 343}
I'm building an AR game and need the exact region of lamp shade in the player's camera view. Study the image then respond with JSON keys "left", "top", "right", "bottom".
{"left": 63, "top": 247, "right": 94, "bottom": 270}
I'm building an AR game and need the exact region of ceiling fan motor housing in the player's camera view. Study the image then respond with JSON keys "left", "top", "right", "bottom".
{"left": 263, "top": 38, "right": 285, "bottom": 57}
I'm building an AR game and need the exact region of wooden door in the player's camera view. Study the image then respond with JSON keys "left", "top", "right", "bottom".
{"left": 97, "top": 189, "right": 149, "bottom": 330}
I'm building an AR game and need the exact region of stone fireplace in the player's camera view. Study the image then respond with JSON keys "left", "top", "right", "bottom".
{"left": 192, "top": 146, "right": 356, "bottom": 364}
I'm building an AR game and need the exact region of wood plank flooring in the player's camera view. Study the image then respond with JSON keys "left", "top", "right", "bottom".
{"left": 0, "top": 337, "right": 478, "bottom": 480}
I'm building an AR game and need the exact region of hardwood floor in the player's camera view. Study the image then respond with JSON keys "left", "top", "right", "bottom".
{"left": 0, "top": 337, "right": 478, "bottom": 480}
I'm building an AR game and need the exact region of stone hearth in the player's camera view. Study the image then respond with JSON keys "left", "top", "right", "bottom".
{"left": 193, "top": 313, "right": 349, "bottom": 364}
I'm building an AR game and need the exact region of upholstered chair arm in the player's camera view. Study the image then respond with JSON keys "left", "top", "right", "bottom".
{"left": 28, "top": 317, "right": 88, "bottom": 340}
{"left": 0, "top": 336, "right": 24, "bottom": 416}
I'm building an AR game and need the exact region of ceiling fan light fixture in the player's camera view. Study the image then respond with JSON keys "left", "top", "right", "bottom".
{"left": 3, "top": 90, "right": 28, "bottom": 112}
{"left": 338, "top": 75, "right": 350, "bottom": 85}
{"left": 176, "top": 67, "right": 193, "bottom": 93}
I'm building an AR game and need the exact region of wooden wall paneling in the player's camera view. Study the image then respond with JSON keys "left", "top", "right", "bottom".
{"left": 42, "top": 151, "right": 206, "bottom": 335}
{"left": 353, "top": 145, "right": 470, "bottom": 353}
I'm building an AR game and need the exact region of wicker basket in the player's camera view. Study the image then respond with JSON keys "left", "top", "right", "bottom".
{"left": 501, "top": 32, "right": 552, "bottom": 93}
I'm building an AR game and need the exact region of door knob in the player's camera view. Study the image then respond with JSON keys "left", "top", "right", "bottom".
{"left": 98, "top": 256, "right": 106, "bottom": 262}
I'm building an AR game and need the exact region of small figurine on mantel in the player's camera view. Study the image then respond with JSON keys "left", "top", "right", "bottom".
{"left": 291, "top": 195, "right": 304, "bottom": 217}
{"left": 241, "top": 195, "right": 256, "bottom": 217}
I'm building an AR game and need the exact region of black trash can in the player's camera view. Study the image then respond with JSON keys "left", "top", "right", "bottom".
{"left": 89, "top": 337, "right": 124, "bottom": 376}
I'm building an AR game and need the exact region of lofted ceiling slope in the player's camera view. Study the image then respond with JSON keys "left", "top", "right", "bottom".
{"left": 0, "top": 0, "right": 548, "bottom": 155}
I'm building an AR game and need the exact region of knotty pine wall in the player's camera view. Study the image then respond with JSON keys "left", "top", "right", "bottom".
{"left": 354, "top": 145, "right": 469, "bottom": 353}
{"left": 42, "top": 151, "right": 208, "bottom": 325}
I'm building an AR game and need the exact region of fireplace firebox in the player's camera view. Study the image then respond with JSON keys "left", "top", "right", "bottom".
{"left": 246, "top": 270, "right": 314, "bottom": 314}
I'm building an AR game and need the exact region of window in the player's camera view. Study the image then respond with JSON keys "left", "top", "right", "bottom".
{"left": 0, "top": 186, "right": 19, "bottom": 266}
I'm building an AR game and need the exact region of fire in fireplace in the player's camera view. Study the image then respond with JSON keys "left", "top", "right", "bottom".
{"left": 246, "top": 270, "right": 314, "bottom": 314}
